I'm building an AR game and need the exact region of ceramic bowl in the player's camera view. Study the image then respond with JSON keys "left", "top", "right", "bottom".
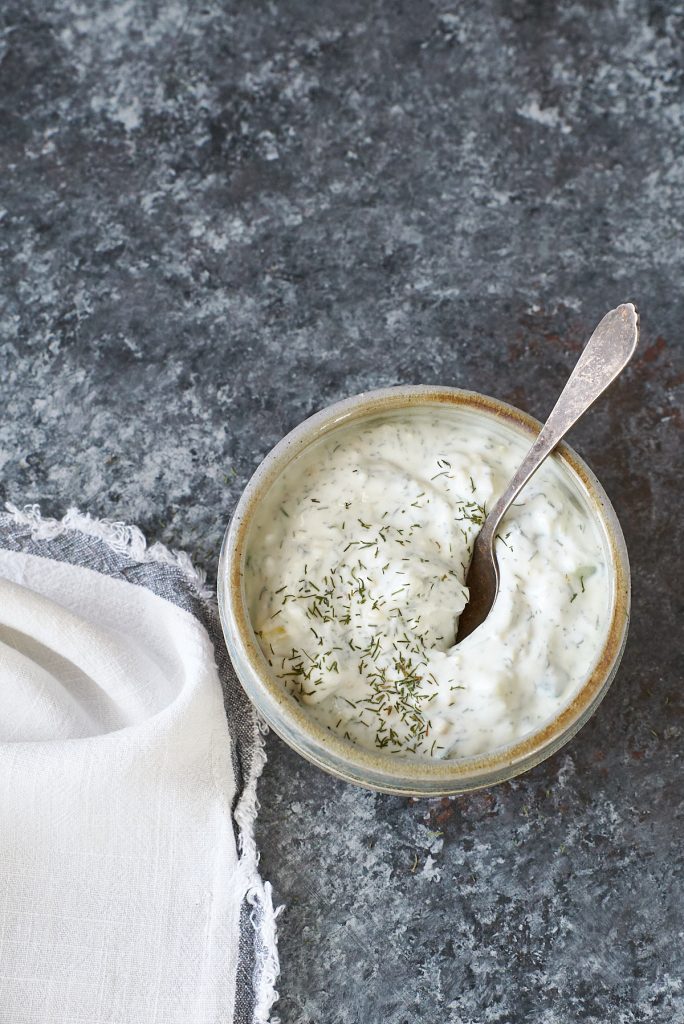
{"left": 217, "top": 386, "right": 630, "bottom": 796}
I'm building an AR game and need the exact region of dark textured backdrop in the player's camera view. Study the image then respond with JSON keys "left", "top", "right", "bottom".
{"left": 1, "top": 2, "right": 683, "bottom": 1022}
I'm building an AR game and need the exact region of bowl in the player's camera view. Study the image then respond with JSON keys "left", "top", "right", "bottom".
{"left": 217, "top": 386, "right": 630, "bottom": 796}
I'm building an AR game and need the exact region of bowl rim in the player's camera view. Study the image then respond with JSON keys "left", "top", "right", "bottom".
{"left": 217, "top": 385, "right": 630, "bottom": 795}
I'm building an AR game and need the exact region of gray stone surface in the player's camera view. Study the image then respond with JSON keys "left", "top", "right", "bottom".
{"left": 1, "top": 2, "right": 683, "bottom": 1022}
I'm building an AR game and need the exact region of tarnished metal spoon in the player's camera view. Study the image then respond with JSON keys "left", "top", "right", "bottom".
{"left": 455, "top": 302, "right": 639, "bottom": 643}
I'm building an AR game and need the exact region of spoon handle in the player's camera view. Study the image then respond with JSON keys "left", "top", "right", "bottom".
{"left": 481, "top": 302, "right": 639, "bottom": 542}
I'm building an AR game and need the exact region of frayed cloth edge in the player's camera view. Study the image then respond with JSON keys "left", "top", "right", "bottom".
{"left": 3, "top": 502, "right": 216, "bottom": 603}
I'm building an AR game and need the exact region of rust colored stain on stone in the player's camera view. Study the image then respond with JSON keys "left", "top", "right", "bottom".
{"left": 642, "top": 336, "right": 667, "bottom": 363}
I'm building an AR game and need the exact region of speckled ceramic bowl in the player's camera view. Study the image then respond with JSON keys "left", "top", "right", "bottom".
{"left": 217, "top": 386, "right": 630, "bottom": 796}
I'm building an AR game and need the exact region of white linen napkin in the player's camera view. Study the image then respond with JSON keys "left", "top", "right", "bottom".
{"left": 0, "top": 504, "right": 279, "bottom": 1024}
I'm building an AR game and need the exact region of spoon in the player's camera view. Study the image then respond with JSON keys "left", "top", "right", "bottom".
{"left": 455, "top": 302, "right": 639, "bottom": 643}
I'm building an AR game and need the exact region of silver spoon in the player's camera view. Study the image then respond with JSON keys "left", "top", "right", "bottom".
{"left": 455, "top": 302, "right": 639, "bottom": 643}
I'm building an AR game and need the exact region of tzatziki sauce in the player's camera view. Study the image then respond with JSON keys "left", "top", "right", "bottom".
{"left": 245, "top": 408, "right": 610, "bottom": 759}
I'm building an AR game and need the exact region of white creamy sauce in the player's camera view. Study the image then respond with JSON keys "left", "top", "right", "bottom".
{"left": 246, "top": 410, "right": 610, "bottom": 759}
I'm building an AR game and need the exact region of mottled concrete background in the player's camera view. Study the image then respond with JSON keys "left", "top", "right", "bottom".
{"left": 1, "top": 1, "right": 683, "bottom": 1021}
